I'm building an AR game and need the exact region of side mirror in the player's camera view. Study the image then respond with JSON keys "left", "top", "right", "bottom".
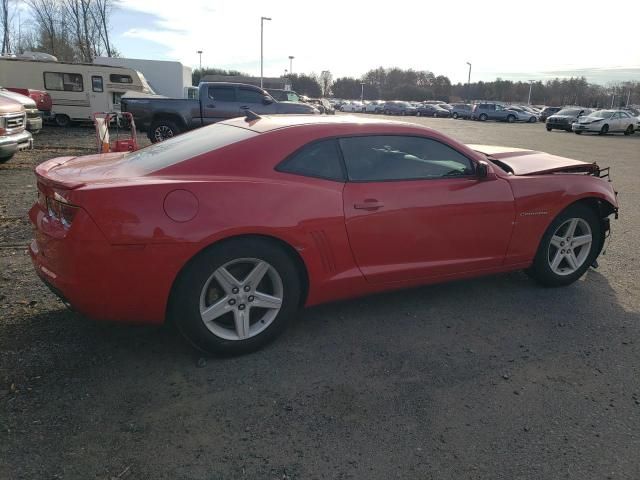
{"left": 262, "top": 95, "right": 273, "bottom": 105}
{"left": 476, "top": 160, "right": 489, "bottom": 179}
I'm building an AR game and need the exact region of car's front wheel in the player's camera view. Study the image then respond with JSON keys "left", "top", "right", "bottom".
{"left": 479, "top": 113, "right": 488, "bottom": 121}
{"left": 170, "top": 238, "right": 301, "bottom": 355}
{"left": 624, "top": 125, "right": 634, "bottom": 136}
{"left": 526, "top": 204, "right": 602, "bottom": 287}
{"left": 452, "top": 112, "right": 459, "bottom": 119}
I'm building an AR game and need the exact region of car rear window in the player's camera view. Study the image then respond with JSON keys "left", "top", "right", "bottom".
{"left": 123, "top": 123, "right": 257, "bottom": 174}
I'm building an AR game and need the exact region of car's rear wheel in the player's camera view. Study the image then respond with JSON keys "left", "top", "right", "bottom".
{"left": 507, "top": 114, "right": 516, "bottom": 123}
{"left": 479, "top": 113, "right": 488, "bottom": 121}
{"left": 150, "top": 120, "right": 180, "bottom": 143}
{"left": 528, "top": 116, "right": 537, "bottom": 123}
{"left": 526, "top": 204, "right": 602, "bottom": 287}
{"left": 54, "top": 114, "right": 71, "bottom": 128}
{"left": 599, "top": 124, "right": 609, "bottom": 135}
{"left": 170, "top": 238, "right": 301, "bottom": 355}
{"left": 624, "top": 125, "right": 634, "bottom": 136}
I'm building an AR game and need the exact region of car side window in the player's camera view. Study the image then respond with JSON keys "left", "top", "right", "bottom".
{"left": 339, "top": 135, "right": 474, "bottom": 182}
{"left": 208, "top": 86, "right": 235, "bottom": 102}
{"left": 237, "top": 88, "right": 265, "bottom": 104}
{"left": 276, "top": 139, "right": 345, "bottom": 182}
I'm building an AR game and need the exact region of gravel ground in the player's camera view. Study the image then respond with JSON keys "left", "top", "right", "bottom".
{"left": 1, "top": 119, "right": 639, "bottom": 480}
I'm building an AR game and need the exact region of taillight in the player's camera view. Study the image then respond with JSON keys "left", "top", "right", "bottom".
{"left": 44, "top": 196, "right": 79, "bottom": 228}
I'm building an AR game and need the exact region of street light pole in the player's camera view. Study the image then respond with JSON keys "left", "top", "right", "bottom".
{"left": 289, "top": 56, "right": 294, "bottom": 75}
{"left": 527, "top": 79, "right": 535, "bottom": 105}
{"left": 466, "top": 62, "right": 472, "bottom": 102}
{"left": 260, "top": 16, "right": 272, "bottom": 89}
{"left": 360, "top": 82, "right": 365, "bottom": 103}
{"left": 196, "top": 50, "right": 203, "bottom": 71}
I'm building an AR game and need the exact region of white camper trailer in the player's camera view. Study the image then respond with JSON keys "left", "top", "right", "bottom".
{"left": 0, "top": 57, "right": 155, "bottom": 126}
{"left": 94, "top": 57, "right": 194, "bottom": 99}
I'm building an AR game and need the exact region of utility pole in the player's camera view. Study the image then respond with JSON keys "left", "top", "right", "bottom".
{"left": 360, "top": 82, "right": 365, "bottom": 103}
{"left": 260, "top": 16, "right": 272, "bottom": 88}
{"left": 527, "top": 80, "right": 535, "bottom": 105}
{"left": 466, "top": 62, "right": 472, "bottom": 102}
{"left": 196, "top": 50, "right": 203, "bottom": 71}
{"left": 288, "top": 56, "right": 294, "bottom": 75}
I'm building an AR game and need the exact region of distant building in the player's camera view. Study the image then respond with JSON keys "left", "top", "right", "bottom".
{"left": 201, "top": 75, "right": 291, "bottom": 90}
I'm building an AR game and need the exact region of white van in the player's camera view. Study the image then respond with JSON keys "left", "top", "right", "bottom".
{"left": 0, "top": 57, "right": 155, "bottom": 126}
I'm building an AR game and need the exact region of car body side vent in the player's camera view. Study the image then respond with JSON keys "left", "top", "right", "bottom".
{"left": 310, "top": 230, "right": 336, "bottom": 273}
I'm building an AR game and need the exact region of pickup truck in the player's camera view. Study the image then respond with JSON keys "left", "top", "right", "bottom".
{"left": 122, "top": 82, "right": 319, "bottom": 142}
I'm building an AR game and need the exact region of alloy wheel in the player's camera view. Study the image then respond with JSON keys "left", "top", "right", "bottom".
{"left": 547, "top": 218, "right": 593, "bottom": 276}
{"left": 154, "top": 125, "right": 175, "bottom": 142}
{"left": 199, "top": 258, "right": 284, "bottom": 341}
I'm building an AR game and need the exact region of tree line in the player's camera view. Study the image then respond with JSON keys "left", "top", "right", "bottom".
{"left": 1, "top": 0, "right": 116, "bottom": 62}
{"left": 204, "top": 65, "right": 639, "bottom": 107}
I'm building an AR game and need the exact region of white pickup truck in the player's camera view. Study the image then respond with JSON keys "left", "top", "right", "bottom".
{"left": 0, "top": 95, "right": 33, "bottom": 163}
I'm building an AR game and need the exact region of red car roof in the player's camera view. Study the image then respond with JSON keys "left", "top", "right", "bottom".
{"left": 220, "top": 114, "right": 414, "bottom": 133}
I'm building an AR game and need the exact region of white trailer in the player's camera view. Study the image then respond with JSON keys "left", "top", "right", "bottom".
{"left": 95, "top": 57, "right": 195, "bottom": 99}
{"left": 0, "top": 57, "right": 155, "bottom": 126}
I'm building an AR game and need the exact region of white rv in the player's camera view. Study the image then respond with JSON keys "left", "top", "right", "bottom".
{"left": 94, "top": 57, "right": 195, "bottom": 99}
{"left": 0, "top": 57, "right": 155, "bottom": 126}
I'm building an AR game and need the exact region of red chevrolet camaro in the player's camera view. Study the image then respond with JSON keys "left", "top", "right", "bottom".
{"left": 29, "top": 115, "right": 618, "bottom": 354}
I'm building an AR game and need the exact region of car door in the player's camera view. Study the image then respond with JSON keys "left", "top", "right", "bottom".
{"left": 201, "top": 85, "right": 238, "bottom": 124}
{"left": 610, "top": 112, "right": 622, "bottom": 131}
{"left": 340, "top": 135, "right": 516, "bottom": 284}
{"left": 494, "top": 104, "right": 507, "bottom": 120}
{"left": 236, "top": 86, "right": 279, "bottom": 115}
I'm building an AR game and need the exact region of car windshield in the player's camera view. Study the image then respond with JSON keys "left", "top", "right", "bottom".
{"left": 588, "top": 110, "right": 614, "bottom": 119}
{"left": 557, "top": 108, "right": 581, "bottom": 116}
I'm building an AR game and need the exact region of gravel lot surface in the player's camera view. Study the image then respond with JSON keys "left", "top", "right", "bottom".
{"left": 1, "top": 119, "right": 639, "bottom": 479}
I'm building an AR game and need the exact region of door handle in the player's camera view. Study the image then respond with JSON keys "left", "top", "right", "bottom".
{"left": 354, "top": 200, "right": 384, "bottom": 211}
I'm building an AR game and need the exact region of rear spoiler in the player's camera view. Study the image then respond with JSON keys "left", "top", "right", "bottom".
{"left": 35, "top": 157, "right": 86, "bottom": 189}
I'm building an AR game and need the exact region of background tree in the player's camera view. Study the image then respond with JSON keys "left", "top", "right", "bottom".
{"left": 319, "top": 70, "right": 332, "bottom": 97}
{"left": 192, "top": 67, "right": 248, "bottom": 86}
{"left": 288, "top": 73, "right": 321, "bottom": 97}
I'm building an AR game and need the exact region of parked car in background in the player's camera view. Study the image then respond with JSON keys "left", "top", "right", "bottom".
{"left": 0, "top": 87, "right": 43, "bottom": 133}
{"left": 437, "top": 103, "right": 453, "bottom": 111}
{"left": 0, "top": 95, "right": 33, "bottom": 163}
{"left": 539, "top": 106, "right": 562, "bottom": 122}
{"left": 340, "top": 101, "right": 364, "bottom": 112}
{"left": 451, "top": 103, "right": 473, "bottom": 119}
{"left": 383, "top": 101, "right": 416, "bottom": 115}
{"left": 5, "top": 87, "right": 52, "bottom": 118}
{"left": 122, "top": 82, "right": 318, "bottom": 142}
{"left": 308, "top": 98, "right": 335, "bottom": 114}
{"left": 546, "top": 107, "right": 592, "bottom": 132}
{"left": 471, "top": 103, "right": 518, "bottom": 122}
{"left": 415, "top": 104, "right": 450, "bottom": 117}
{"left": 572, "top": 110, "right": 636, "bottom": 135}
{"left": 506, "top": 106, "right": 538, "bottom": 123}
{"left": 28, "top": 114, "right": 618, "bottom": 354}
{"left": 364, "top": 100, "right": 386, "bottom": 113}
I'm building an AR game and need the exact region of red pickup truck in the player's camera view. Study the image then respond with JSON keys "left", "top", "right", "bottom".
{"left": 5, "top": 87, "right": 52, "bottom": 114}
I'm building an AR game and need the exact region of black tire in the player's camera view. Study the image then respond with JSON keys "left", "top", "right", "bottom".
{"left": 170, "top": 237, "right": 301, "bottom": 355}
{"left": 526, "top": 203, "right": 602, "bottom": 287}
{"left": 452, "top": 112, "right": 459, "bottom": 119}
{"left": 599, "top": 124, "right": 609, "bottom": 135}
{"left": 54, "top": 114, "right": 70, "bottom": 128}
{"left": 575, "top": 130, "right": 582, "bottom": 134}
{"left": 149, "top": 119, "right": 180, "bottom": 143}
{"left": 528, "top": 116, "right": 537, "bottom": 123}
{"left": 624, "top": 125, "right": 634, "bottom": 136}
{"left": 479, "top": 113, "right": 488, "bottom": 121}
{"left": 0, "top": 154, "right": 13, "bottom": 163}
{"left": 546, "top": 126, "right": 552, "bottom": 132}
{"left": 506, "top": 114, "right": 516, "bottom": 123}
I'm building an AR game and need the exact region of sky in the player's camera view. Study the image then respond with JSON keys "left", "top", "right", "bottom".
{"left": 109, "top": 0, "right": 640, "bottom": 84}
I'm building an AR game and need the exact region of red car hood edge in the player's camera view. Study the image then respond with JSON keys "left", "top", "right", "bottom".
{"left": 468, "top": 144, "right": 598, "bottom": 176}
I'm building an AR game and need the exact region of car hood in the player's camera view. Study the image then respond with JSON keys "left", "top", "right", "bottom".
{"left": 0, "top": 89, "right": 38, "bottom": 109}
{"left": 467, "top": 144, "right": 598, "bottom": 175}
{"left": 276, "top": 101, "right": 318, "bottom": 113}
